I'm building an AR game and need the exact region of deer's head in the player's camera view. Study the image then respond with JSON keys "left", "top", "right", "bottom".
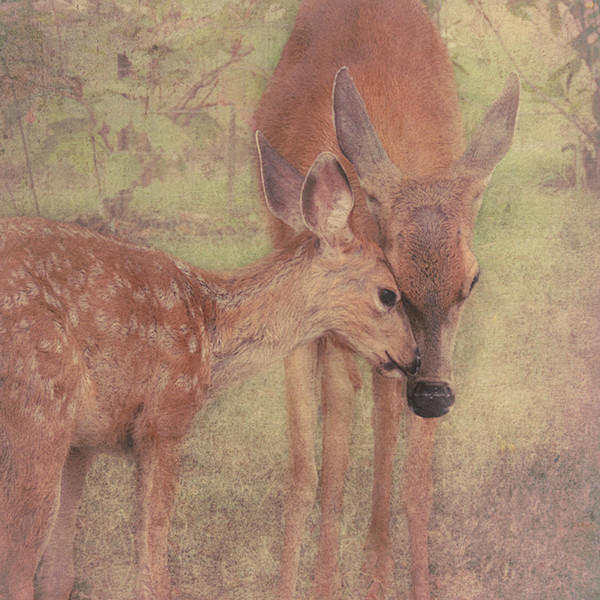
{"left": 333, "top": 68, "right": 520, "bottom": 417}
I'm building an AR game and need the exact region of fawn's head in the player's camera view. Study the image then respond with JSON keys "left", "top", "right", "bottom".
{"left": 256, "top": 131, "right": 420, "bottom": 379}
{"left": 333, "top": 68, "right": 520, "bottom": 417}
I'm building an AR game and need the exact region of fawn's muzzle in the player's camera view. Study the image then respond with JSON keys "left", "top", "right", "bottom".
{"left": 407, "top": 350, "right": 421, "bottom": 376}
{"left": 408, "top": 381, "right": 454, "bottom": 418}
{"left": 383, "top": 349, "right": 420, "bottom": 377}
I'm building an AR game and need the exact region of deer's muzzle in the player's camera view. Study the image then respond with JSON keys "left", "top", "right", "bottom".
{"left": 408, "top": 381, "right": 454, "bottom": 418}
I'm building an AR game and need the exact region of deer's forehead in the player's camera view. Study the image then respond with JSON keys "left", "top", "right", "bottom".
{"left": 400, "top": 257, "right": 467, "bottom": 314}
{"left": 381, "top": 198, "right": 462, "bottom": 251}
{"left": 368, "top": 176, "right": 475, "bottom": 218}
{"left": 384, "top": 211, "right": 472, "bottom": 310}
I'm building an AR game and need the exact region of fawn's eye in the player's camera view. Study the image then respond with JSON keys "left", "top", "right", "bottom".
{"left": 378, "top": 288, "right": 397, "bottom": 307}
{"left": 470, "top": 270, "right": 480, "bottom": 292}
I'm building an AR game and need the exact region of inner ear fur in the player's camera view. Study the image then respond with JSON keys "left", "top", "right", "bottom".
{"left": 333, "top": 67, "right": 393, "bottom": 180}
{"left": 301, "top": 151, "right": 355, "bottom": 248}
{"left": 456, "top": 72, "right": 520, "bottom": 178}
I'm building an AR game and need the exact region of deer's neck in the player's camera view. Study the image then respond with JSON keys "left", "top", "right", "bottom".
{"left": 196, "top": 239, "right": 324, "bottom": 397}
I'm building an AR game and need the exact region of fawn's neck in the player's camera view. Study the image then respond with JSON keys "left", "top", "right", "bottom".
{"left": 196, "top": 238, "right": 324, "bottom": 397}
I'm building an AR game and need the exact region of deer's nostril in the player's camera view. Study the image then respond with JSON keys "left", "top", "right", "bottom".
{"left": 408, "top": 381, "right": 454, "bottom": 418}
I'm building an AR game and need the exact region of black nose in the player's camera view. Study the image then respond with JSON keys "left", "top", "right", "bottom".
{"left": 408, "top": 381, "right": 454, "bottom": 418}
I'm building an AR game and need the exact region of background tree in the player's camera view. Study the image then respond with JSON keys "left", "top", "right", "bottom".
{"left": 0, "top": 0, "right": 297, "bottom": 221}
{"left": 470, "top": 0, "right": 599, "bottom": 188}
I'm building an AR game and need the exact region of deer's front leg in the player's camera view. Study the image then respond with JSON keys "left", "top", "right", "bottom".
{"left": 402, "top": 412, "right": 437, "bottom": 600}
{"left": 362, "top": 372, "right": 404, "bottom": 600}
{"left": 312, "top": 340, "right": 359, "bottom": 600}
{"left": 277, "top": 341, "right": 320, "bottom": 600}
{"left": 134, "top": 435, "right": 181, "bottom": 600}
{"left": 37, "top": 447, "right": 94, "bottom": 600}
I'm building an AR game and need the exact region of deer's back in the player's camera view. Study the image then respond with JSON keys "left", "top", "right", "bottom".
{"left": 255, "top": 0, "right": 464, "bottom": 243}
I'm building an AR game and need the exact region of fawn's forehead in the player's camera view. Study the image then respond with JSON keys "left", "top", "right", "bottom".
{"left": 354, "top": 236, "right": 399, "bottom": 285}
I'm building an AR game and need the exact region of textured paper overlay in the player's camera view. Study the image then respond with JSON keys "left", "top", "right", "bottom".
{"left": 0, "top": 0, "right": 598, "bottom": 598}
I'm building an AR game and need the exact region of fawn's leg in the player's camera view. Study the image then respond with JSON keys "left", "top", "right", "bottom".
{"left": 402, "top": 413, "right": 437, "bottom": 600}
{"left": 277, "top": 341, "right": 320, "bottom": 600}
{"left": 0, "top": 438, "right": 69, "bottom": 600}
{"left": 361, "top": 373, "right": 404, "bottom": 600}
{"left": 312, "top": 341, "right": 360, "bottom": 600}
{"left": 2, "top": 488, "right": 57, "bottom": 600}
{"left": 134, "top": 435, "right": 181, "bottom": 600}
{"left": 36, "top": 447, "right": 94, "bottom": 600}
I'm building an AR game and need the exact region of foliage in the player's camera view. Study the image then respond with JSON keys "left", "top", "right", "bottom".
{"left": 423, "top": 0, "right": 445, "bottom": 25}
{"left": 505, "top": 0, "right": 600, "bottom": 187}
{"left": 0, "top": 0, "right": 297, "bottom": 219}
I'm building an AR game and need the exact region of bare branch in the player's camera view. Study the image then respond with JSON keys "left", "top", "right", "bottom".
{"left": 471, "top": 0, "right": 596, "bottom": 145}
{"left": 1, "top": 57, "right": 41, "bottom": 215}
{"left": 175, "top": 41, "right": 253, "bottom": 113}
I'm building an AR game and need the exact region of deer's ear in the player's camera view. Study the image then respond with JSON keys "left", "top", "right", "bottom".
{"left": 301, "top": 152, "right": 355, "bottom": 249}
{"left": 333, "top": 67, "right": 392, "bottom": 179}
{"left": 256, "top": 131, "right": 305, "bottom": 232}
{"left": 455, "top": 72, "right": 520, "bottom": 178}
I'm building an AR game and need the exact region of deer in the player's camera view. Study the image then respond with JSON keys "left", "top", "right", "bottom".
{"left": 0, "top": 132, "right": 421, "bottom": 600}
{"left": 254, "top": 0, "right": 520, "bottom": 598}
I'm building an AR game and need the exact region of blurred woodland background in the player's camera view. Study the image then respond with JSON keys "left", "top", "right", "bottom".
{"left": 1, "top": 0, "right": 600, "bottom": 598}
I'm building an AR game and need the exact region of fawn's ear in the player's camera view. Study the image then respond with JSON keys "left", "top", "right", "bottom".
{"left": 301, "top": 152, "right": 355, "bottom": 249}
{"left": 256, "top": 131, "right": 305, "bottom": 232}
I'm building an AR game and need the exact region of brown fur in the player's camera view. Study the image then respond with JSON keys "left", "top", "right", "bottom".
{"left": 255, "top": 0, "right": 519, "bottom": 598}
{"left": 0, "top": 142, "right": 420, "bottom": 600}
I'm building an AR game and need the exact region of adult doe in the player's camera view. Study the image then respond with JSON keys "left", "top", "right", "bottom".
{"left": 0, "top": 133, "right": 420, "bottom": 600}
{"left": 255, "top": 0, "right": 520, "bottom": 598}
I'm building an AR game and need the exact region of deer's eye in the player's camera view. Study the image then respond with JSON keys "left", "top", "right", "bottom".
{"left": 378, "top": 288, "right": 397, "bottom": 307}
{"left": 470, "top": 270, "right": 480, "bottom": 292}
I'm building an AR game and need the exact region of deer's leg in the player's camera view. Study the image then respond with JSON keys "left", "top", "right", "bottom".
{"left": 277, "top": 341, "right": 320, "bottom": 600}
{"left": 36, "top": 447, "right": 94, "bottom": 600}
{"left": 362, "top": 373, "right": 404, "bottom": 600}
{"left": 134, "top": 434, "right": 181, "bottom": 600}
{"left": 312, "top": 341, "right": 359, "bottom": 600}
{"left": 402, "top": 413, "right": 437, "bottom": 600}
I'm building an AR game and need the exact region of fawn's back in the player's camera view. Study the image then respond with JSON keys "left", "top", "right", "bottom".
{"left": 0, "top": 217, "right": 210, "bottom": 450}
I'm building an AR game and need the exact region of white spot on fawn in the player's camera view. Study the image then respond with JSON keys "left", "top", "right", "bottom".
{"left": 154, "top": 285, "right": 177, "bottom": 310}
{"left": 68, "top": 308, "right": 79, "bottom": 328}
{"left": 175, "top": 374, "right": 194, "bottom": 393}
{"left": 133, "top": 288, "right": 147, "bottom": 304}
